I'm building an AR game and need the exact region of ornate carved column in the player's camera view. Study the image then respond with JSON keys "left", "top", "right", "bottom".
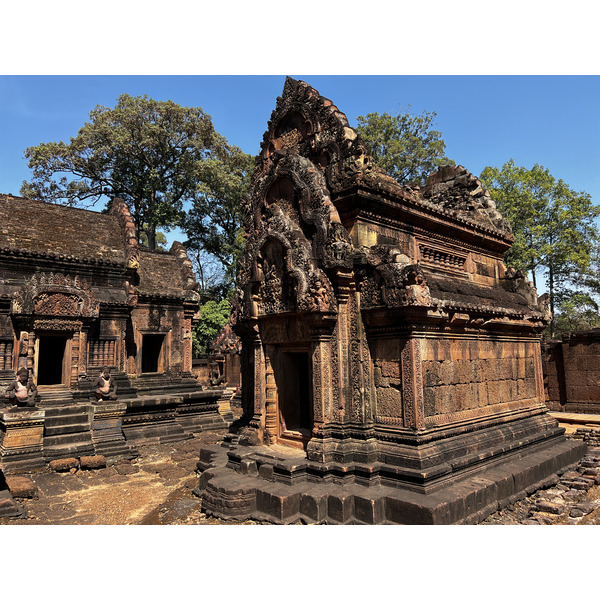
{"left": 70, "top": 330, "right": 80, "bottom": 387}
{"left": 400, "top": 337, "right": 426, "bottom": 430}
{"left": 238, "top": 332, "right": 265, "bottom": 445}
{"left": 26, "top": 331, "right": 35, "bottom": 374}
{"left": 182, "top": 315, "right": 193, "bottom": 373}
{"left": 309, "top": 319, "right": 336, "bottom": 438}
{"left": 333, "top": 278, "right": 352, "bottom": 421}
{"left": 264, "top": 352, "right": 278, "bottom": 445}
{"left": 79, "top": 328, "right": 88, "bottom": 375}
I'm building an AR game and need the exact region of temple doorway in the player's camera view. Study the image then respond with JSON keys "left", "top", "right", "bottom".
{"left": 141, "top": 334, "right": 165, "bottom": 373}
{"left": 36, "top": 334, "right": 69, "bottom": 385}
{"left": 271, "top": 348, "right": 312, "bottom": 447}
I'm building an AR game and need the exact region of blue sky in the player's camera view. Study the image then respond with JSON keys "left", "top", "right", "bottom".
{"left": 2, "top": 74, "right": 599, "bottom": 214}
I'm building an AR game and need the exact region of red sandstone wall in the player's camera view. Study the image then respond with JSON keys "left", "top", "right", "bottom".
{"left": 545, "top": 333, "right": 600, "bottom": 414}
{"left": 543, "top": 341, "right": 566, "bottom": 411}
{"left": 420, "top": 337, "right": 540, "bottom": 427}
{"left": 371, "top": 336, "right": 543, "bottom": 429}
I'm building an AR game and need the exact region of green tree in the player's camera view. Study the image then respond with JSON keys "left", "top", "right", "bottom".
{"left": 480, "top": 160, "right": 600, "bottom": 337}
{"left": 356, "top": 107, "right": 454, "bottom": 185}
{"left": 139, "top": 225, "right": 168, "bottom": 250}
{"left": 480, "top": 160, "right": 553, "bottom": 288}
{"left": 183, "top": 144, "right": 254, "bottom": 287}
{"left": 21, "top": 94, "right": 223, "bottom": 250}
{"left": 192, "top": 299, "right": 231, "bottom": 357}
{"left": 552, "top": 290, "right": 600, "bottom": 336}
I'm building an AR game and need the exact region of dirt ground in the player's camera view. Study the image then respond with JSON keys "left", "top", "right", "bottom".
{"left": 0, "top": 427, "right": 262, "bottom": 526}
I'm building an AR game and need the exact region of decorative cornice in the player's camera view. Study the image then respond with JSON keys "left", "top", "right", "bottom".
{"left": 0, "top": 246, "right": 126, "bottom": 268}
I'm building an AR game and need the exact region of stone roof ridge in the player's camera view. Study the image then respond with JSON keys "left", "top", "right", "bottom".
{"left": 420, "top": 165, "right": 514, "bottom": 239}
{"left": 109, "top": 197, "right": 140, "bottom": 270}
{"left": 1, "top": 192, "right": 111, "bottom": 217}
{"left": 169, "top": 241, "right": 200, "bottom": 293}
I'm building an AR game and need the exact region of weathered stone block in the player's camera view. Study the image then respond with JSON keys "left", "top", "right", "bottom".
{"left": 376, "top": 386, "right": 402, "bottom": 418}
{"left": 423, "top": 386, "right": 436, "bottom": 417}
{"left": 49, "top": 457, "right": 80, "bottom": 472}
{"left": 424, "top": 361, "right": 442, "bottom": 387}
{"left": 380, "top": 360, "right": 400, "bottom": 379}
{"left": 80, "top": 455, "right": 107, "bottom": 470}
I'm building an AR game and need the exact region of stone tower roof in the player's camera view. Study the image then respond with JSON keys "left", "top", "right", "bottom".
{"left": 0, "top": 194, "right": 125, "bottom": 264}
{"left": 0, "top": 194, "right": 199, "bottom": 302}
{"left": 254, "top": 77, "right": 513, "bottom": 247}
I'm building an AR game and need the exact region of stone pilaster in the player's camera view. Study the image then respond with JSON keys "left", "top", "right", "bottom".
{"left": 400, "top": 337, "right": 425, "bottom": 430}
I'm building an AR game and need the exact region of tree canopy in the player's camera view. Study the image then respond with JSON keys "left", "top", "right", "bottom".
{"left": 192, "top": 299, "right": 231, "bottom": 357}
{"left": 21, "top": 93, "right": 251, "bottom": 255}
{"left": 356, "top": 108, "right": 454, "bottom": 185}
{"left": 480, "top": 159, "right": 600, "bottom": 336}
{"left": 182, "top": 143, "right": 254, "bottom": 288}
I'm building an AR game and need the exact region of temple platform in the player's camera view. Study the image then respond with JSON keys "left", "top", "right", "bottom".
{"left": 195, "top": 433, "right": 585, "bottom": 525}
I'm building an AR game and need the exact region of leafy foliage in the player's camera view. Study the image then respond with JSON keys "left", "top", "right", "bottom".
{"left": 192, "top": 299, "right": 231, "bottom": 357}
{"left": 21, "top": 94, "right": 222, "bottom": 250}
{"left": 183, "top": 144, "right": 254, "bottom": 287}
{"left": 552, "top": 290, "right": 600, "bottom": 336}
{"left": 356, "top": 108, "right": 454, "bottom": 185}
{"left": 480, "top": 159, "right": 600, "bottom": 336}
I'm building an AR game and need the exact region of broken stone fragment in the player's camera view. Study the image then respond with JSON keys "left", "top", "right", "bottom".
{"left": 534, "top": 500, "right": 565, "bottom": 515}
{"left": 80, "top": 455, "right": 107, "bottom": 470}
{"left": 569, "top": 503, "right": 596, "bottom": 518}
{"left": 49, "top": 458, "right": 80, "bottom": 472}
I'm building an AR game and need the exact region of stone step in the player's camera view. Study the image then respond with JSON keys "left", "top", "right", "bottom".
{"left": 44, "top": 413, "right": 91, "bottom": 427}
{"left": 43, "top": 431, "right": 94, "bottom": 447}
{"left": 44, "top": 423, "right": 91, "bottom": 436}
{"left": 43, "top": 442, "right": 95, "bottom": 460}
{"left": 43, "top": 405, "right": 91, "bottom": 417}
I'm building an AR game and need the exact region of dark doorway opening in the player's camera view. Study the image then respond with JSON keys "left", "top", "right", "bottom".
{"left": 37, "top": 336, "right": 67, "bottom": 385}
{"left": 273, "top": 350, "right": 312, "bottom": 439}
{"left": 141, "top": 334, "right": 164, "bottom": 373}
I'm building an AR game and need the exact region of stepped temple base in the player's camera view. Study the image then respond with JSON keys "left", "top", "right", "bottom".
{"left": 195, "top": 428, "right": 585, "bottom": 525}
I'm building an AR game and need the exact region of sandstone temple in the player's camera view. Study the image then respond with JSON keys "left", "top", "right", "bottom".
{"left": 195, "top": 77, "right": 585, "bottom": 524}
{"left": 0, "top": 194, "right": 227, "bottom": 515}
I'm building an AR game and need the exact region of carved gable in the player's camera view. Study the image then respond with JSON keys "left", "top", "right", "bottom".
{"left": 11, "top": 272, "right": 99, "bottom": 319}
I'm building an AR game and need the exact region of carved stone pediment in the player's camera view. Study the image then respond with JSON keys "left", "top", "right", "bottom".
{"left": 359, "top": 248, "right": 431, "bottom": 309}
{"left": 11, "top": 272, "right": 100, "bottom": 319}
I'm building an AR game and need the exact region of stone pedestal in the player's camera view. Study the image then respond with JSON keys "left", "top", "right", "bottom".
{"left": 197, "top": 434, "right": 585, "bottom": 524}
{"left": 91, "top": 402, "right": 137, "bottom": 459}
{"left": 0, "top": 408, "right": 46, "bottom": 474}
{"left": 42, "top": 404, "right": 95, "bottom": 461}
